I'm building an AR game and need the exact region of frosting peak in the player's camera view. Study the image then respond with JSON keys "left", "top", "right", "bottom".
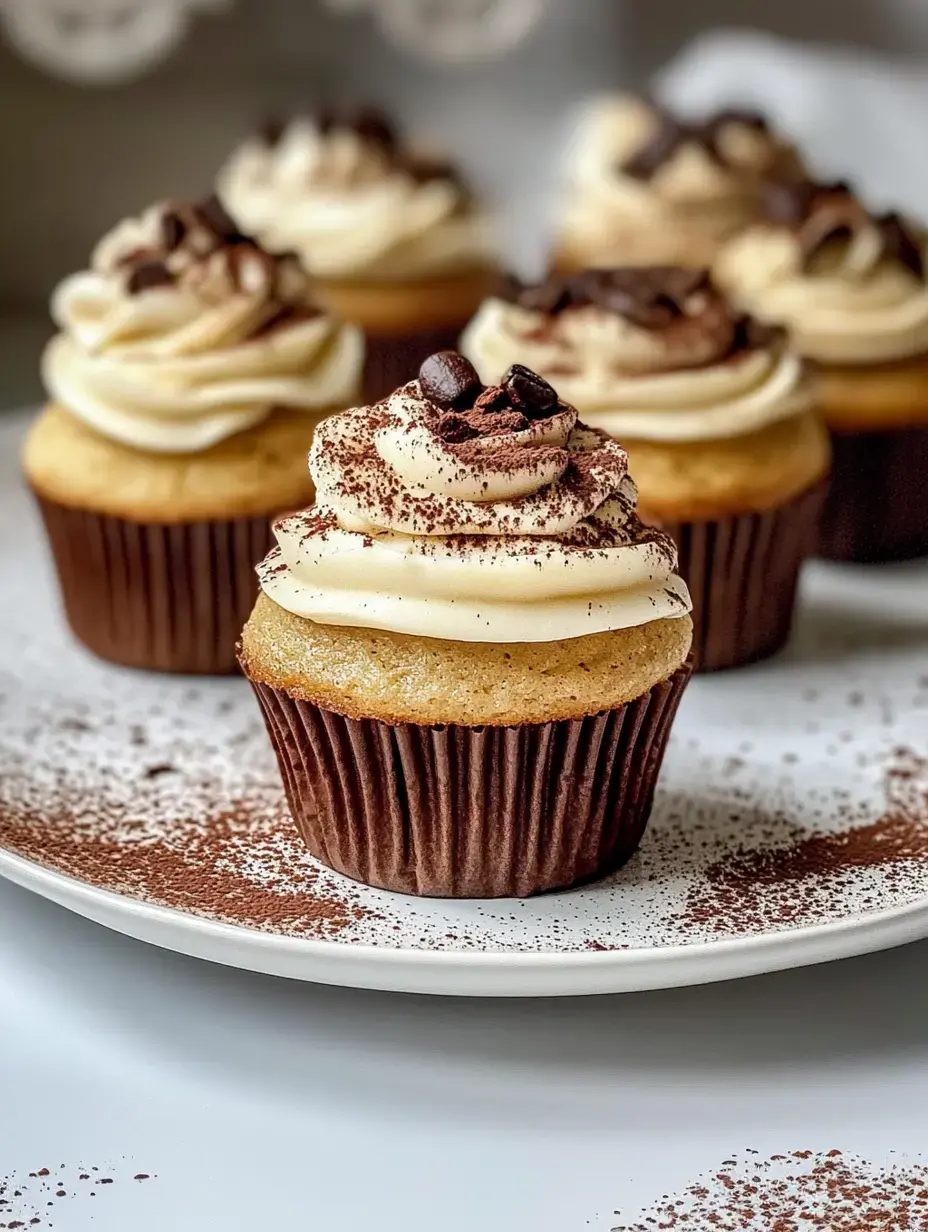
{"left": 258, "top": 354, "right": 691, "bottom": 643}
{"left": 43, "top": 197, "right": 363, "bottom": 453}
{"left": 715, "top": 179, "right": 928, "bottom": 364}
{"left": 218, "top": 108, "right": 493, "bottom": 280}
{"left": 461, "top": 270, "right": 809, "bottom": 444}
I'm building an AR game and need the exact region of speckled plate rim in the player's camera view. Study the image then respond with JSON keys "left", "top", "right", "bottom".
{"left": 3, "top": 843, "right": 928, "bottom": 997}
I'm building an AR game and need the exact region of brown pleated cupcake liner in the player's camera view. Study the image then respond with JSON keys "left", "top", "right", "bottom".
{"left": 363, "top": 324, "right": 464, "bottom": 403}
{"left": 35, "top": 495, "right": 274, "bottom": 674}
{"left": 248, "top": 662, "right": 692, "bottom": 899}
{"left": 656, "top": 480, "right": 827, "bottom": 673}
{"left": 818, "top": 425, "right": 928, "bottom": 563}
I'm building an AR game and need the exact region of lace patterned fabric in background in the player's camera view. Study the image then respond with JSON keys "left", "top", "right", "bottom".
{"left": 0, "top": 0, "right": 548, "bottom": 82}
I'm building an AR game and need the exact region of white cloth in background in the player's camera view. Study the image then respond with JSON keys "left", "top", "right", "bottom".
{"left": 658, "top": 29, "right": 928, "bottom": 217}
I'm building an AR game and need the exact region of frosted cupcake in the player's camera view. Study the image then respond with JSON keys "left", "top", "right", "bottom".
{"left": 716, "top": 179, "right": 928, "bottom": 562}
{"left": 218, "top": 108, "right": 496, "bottom": 402}
{"left": 240, "top": 352, "right": 693, "bottom": 898}
{"left": 23, "top": 196, "right": 363, "bottom": 674}
{"left": 461, "top": 268, "right": 830, "bottom": 671}
{"left": 554, "top": 95, "right": 803, "bottom": 273}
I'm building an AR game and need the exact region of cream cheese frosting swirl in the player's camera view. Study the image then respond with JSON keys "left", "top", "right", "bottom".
{"left": 43, "top": 196, "right": 363, "bottom": 453}
{"left": 460, "top": 268, "right": 810, "bottom": 443}
{"left": 559, "top": 95, "right": 802, "bottom": 266}
{"left": 218, "top": 108, "right": 493, "bottom": 281}
{"left": 259, "top": 352, "right": 691, "bottom": 643}
{"left": 714, "top": 180, "right": 928, "bottom": 365}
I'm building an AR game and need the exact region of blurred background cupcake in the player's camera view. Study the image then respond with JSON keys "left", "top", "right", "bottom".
{"left": 461, "top": 266, "right": 829, "bottom": 670}
{"left": 552, "top": 94, "right": 805, "bottom": 274}
{"left": 716, "top": 179, "right": 928, "bottom": 563}
{"left": 218, "top": 107, "right": 497, "bottom": 402}
{"left": 22, "top": 196, "right": 363, "bottom": 675}
{"left": 240, "top": 351, "right": 693, "bottom": 897}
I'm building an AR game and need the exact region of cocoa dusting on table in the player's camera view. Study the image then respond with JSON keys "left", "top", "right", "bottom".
{"left": 613, "top": 1149, "right": 928, "bottom": 1230}
{"left": 682, "top": 747, "right": 928, "bottom": 934}
{"left": 0, "top": 1165, "right": 153, "bottom": 1228}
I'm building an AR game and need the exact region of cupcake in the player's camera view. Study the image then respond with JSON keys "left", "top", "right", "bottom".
{"left": 461, "top": 267, "right": 830, "bottom": 671}
{"left": 715, "top": 179, "right": 928, "bottom": 562}
{"left": 554, "top": 94, "right": 803, "bottom": 273}
{"left": 239, "top": 351, "right": 693, "bottom": 898}
{"left": 218, "top": 107, "right": 497, "bottom": 403}
{"left": 22, "top": 195, "right": 363, "bottom": 675}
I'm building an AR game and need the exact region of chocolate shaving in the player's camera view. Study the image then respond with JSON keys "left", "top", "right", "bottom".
{"left": 194, "top": 193, "right": 251, "bottom": 246}
{"left": 160, "top": 208, "right": 188, "bottom": 252}
{"left": 763, "top": 179, "right": 925, "bottom": 280}
{"left": 501, "top": 267, "right": 715, "bottom": 330}
{"left": 120, "top": 194, "right": 321, "bottom": 317}
{"left": 253, "top": 105, "right": 461, "bottom": 187}
{"left": 879, "top": 209, "right": 925, "bottom": 280}
{"left": 622, "top": 103, "right": 773, "bottom": 180}
{"left": 732, "top": 313, "right": 786, "bottom": 352}
{"left": 258, "top": 114, "right": 288, "bottom": 147}
{"left": 126, "top": 260, "right": 174, "bottom": 295}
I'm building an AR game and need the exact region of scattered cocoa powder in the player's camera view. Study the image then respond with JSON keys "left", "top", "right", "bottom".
{"left": 0, "top": 1165, "right": 152, "bottom": 1228}
{"left": 0, "top": 753, "right": 376, "bottom": 940}
{"left": 682, "top": 748, "right": 928, "bottom": 934}
{"left": 613, "top": 1149, "right": 928, "bottom": 1230}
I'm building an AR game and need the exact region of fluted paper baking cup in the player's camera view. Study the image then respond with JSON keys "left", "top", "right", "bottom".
{"left": 363, "top": 324, "right": 464, "bottom": 404}
{"left": 656, "top": 480, "right": 826, "bottom": 673}
{"left": 818, "top": 425, "right": 928, "bottom": 563}
{"left": 36, "top": 495, "right": 273, "bottom": 674}
{"left": 248, "top": 663, "right": 692, "bottom": 898}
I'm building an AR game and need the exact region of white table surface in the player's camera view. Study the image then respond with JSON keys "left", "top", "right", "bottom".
{"left": 3, "top": 877, "right": 928, "bottom": 1231}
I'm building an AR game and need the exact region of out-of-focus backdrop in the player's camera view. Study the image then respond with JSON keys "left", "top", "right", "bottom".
{"left": 4, "top": 0, "right": 928, "bottom": 406}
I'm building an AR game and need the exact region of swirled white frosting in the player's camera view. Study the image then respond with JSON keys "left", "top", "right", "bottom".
{"left": 715, "top": 221, "right": 928, "bottom": 365}
{"left": 42, "top": 201, "right": 364, "bottom": 453}
{"left": 218, "top": 117, "right": 493, "bottom": 281}
{"left": 460, "top": 297, "right": 810, "bottom": 443}
{"left": 559, "top": 95, "right": 797, "bottom": 265}
{"left": 258, "top": 378, "right": 691, "bottom": 642}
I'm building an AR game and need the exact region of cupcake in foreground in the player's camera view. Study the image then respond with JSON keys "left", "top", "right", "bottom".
{"left": 218, "top": 107, "right": 497, "bottom": 402}
{"left": 461, "top": 267, "right": 830, "bottom": 671}
{"left": 240, "top": 352, "right": 693, "bottom": 898}
{"left": 554, "top": 94, "right": 803, "bottom": 273}
{"left": 716, "top": 179, "right": 928, "bottom": 562}
{"left": 22, "top": 196, "right": 363, "bottom": 674}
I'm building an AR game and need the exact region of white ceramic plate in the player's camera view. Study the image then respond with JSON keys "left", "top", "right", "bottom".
{"left": 3, "top": 412, "right": 928, "bottom": 997}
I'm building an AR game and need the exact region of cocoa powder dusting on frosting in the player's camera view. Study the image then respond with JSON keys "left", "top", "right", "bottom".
{"left": 613, "top": 1149, "right": 928, "bottom": 1230}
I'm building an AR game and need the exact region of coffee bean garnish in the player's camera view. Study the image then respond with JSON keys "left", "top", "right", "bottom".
{"left": 503, "top": 364, "right": 558, "bottom": 417}
{"left": 126, "top": 260, "right": 174, "bottom": 295}
{"left": 418, "top": 351, "right": 483, "bottom": 410}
